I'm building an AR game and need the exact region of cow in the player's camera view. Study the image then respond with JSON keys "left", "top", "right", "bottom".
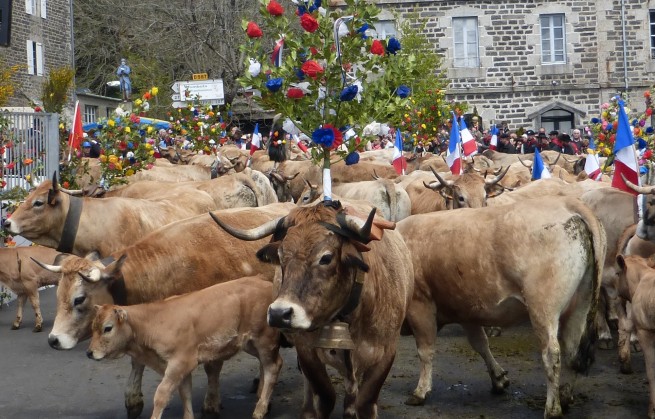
{"left": 421, "top": 166, "right": 508, "bottom": 210}
{"left": 0, "top": 246, "right": 63, "bottom": 332}
{"left": 127, "top": 164, "right": 213, "bottom": 182}
{"left": 87, "top": 276, "right": 282, "bottom": 419}
{"left": 31, "top": 202, "right": 294, "bottom": 419}
{"left": 210, "top": 201, "right": 414, "bottom": 418}
{"left": 397, "top": 197, "right": 606, "bottom": 418}
{"left": 615, "top": 254, "right": 655, "bottom": 419}
{"left": 2, "top": 174, "right": 217, "bottom": 257}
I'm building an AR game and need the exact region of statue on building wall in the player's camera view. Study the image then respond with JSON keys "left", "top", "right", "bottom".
{"left": 116, "top": 58, "right": 132, "bottom": 101}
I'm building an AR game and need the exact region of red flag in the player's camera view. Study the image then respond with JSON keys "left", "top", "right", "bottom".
{"left": 68, "top": 101, "right": 83, "bottom": 150}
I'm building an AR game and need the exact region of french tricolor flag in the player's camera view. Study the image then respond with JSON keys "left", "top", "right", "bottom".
{"left": 532, "top": 149, "right": 551, "bottom": 180}
{"left": 271, "top": 38, "right": 284, "bottom": 67}
{"left": 250, "top": 123, "right": 261, "bottom": 156}
{"left": 583, "top": 128, "right": 602, "bottom": 181}
{"left": 446, "top": 112, "right": 462, "bottom": 175}
{"left": 460, "top": 117, "right": 478, "bottom": 157}
{"left": 489, "top": 125, "right": 499, "bottom": 151}
{"left": 611, "top": 99, "right": 640, "bottom": 195}
{"left": 392, "top": 129, "right": 407, "bottom": 175}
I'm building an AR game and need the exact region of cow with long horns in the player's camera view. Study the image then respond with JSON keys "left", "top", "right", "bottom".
{"left": 210, "top": 201, "right": 414, "bottom": 418}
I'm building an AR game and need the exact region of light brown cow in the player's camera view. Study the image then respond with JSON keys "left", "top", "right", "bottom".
{"left": 32, "top": 202, "right": 294, "bottom": 419}
{"left": 211, "top": 202, "right": 414, "bottom": 418}
{"left": 0, "top": 246, "right": 63, "bottom": 331}
{"left": 615, "top": 254, "right": 655, "bottom": 419}
{"left": 3, "top": 174, "right": 215, "bottom": 257}
{"left": 397, "top": 197, "right": 606, "bottom": 418}
{"left": 87, "top": 276, "right": 282, "bottom": 419}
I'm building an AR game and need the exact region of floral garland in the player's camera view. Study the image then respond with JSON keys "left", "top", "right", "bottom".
{"left": 167, "top": 103, "right": 236, "bottom": 154}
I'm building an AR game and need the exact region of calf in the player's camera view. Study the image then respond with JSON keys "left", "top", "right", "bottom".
{"left": 616, "top": 255, "right": 655, "bottom": 418}
{"left": 0, "top": 246, "right": 63, "bottom": 331}
{"left": 87, "top": 276, "right": 282, "bottom": 419}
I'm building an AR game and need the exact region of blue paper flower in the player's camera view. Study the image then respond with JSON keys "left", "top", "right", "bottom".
{"left": 387, "top": 37, "right": 401, "bottom": 54}
{"left": 310, "top": 0, "right": 321, "bottom": 11}
{"left": 357, "top": 23, "right": 369, "bottom": 39}
{"left": 127, "top": 141, "right": 134, "bottom": 149}
{"left": 340, "top": 85, "right": 358, "bottom": 102}
{"left": 647, "top": 127, "right": 654, "bottom": 134}
{"left": 396, "top": 85, "right": 411, "bottom": 98}
{"left": 312, "top": 127, "right": 335, "bottom": 148}
{"left": 295, "top": 68, "right": 305, "bottom": 80}
{"left": 193, "top": 108, "right": 199, "bottom": 116}
{"left": 345, "top": 152, "right": 360, "bottom": 165}
{"left": 639, "top": 138, "right": 648, "bottom": 149}
{"left": 633, "top": 118, "right": 639, "bottom": 126}
{"left": 297, "top": 5, "right": 306, "bottom": 15}
{"left": 591, "top": 117, "right": 600, "bottom": 124}
{"left": 138, "top": 129, "right": 146, "bottom": 137}
{"left": 265, "top": 77, "right": 284, "bottom": 92}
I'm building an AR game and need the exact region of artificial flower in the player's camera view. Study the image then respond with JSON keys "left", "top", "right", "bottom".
{"left": 396, "top": 85, "right": 411, "bottom": 98}
{"left": 312, "top": 127, "right": 335, "bottom": 148}
{"left": 6, "top": 162, "right": 15, "bottom": 170}
{"left": 300, "top": 13, "right": 319, "bottom": 33}
{"left": 265, "top": 77, "right": 284, "bottom": 92}
{"left": 324, "top": 124, "right": 343, "bottom": 150}
{"left": 301, "top": 60, "right": 324, "bottom": 79}
{"left": 345, "top": 151, "right": 360, "bottom": 165}
{"left": 386, "top": 37, "right": 401, "bottom": 54}
{"left": 645, "top": 150, "right": 654, "bottom": 159}
{"left": 287, "top": 88, "right": 305, "bottom": 99}
{"left": 151, "top": 87, "right": 159, "bottom": 96}
{"left": 267, "top": 0, "right": 284, "bottom": 16}
{"left": 246, "top": 21, "right": 263, "bottom": 38}
{"left": 339, "top": 85, "right": 358, "bottom": 102}
{"left": 249, "top": 58, "right": 262, "bottom": 77}
{"left": 371, "top": 39, "right": 384, "bottom": 56}
{"left": 22, "top": 158, "right": 33, "bottom": 165}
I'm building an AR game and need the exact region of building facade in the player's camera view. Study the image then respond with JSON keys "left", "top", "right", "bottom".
{"left": 377, "top": 0, "right": 653, "bottom": 132}
{"left": 1, "top": 0, "right": 73, "bottom": 110}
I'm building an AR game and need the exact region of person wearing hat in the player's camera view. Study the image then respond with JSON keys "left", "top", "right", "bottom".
{"left": 558, "top": 133, "right": 577, "bottom": 155}
{"left": 81, "top": 140, "right": 92, "bottom": 158}
{"left": 523, "top": 129, "right": 537, "bottom": 154}
{"left": 548, "top": 130, "right": 562, "bottom": 151}
{"left": 536, "top": 132, "right": 551, "bottom": 152}
{"left": 497, "top": 132, "right": 517, "bottom": 154}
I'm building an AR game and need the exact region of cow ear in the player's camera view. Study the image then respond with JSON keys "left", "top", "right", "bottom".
{"left": 102, "top": 254, "right": 127, "bottom": 279}
{"left": 485, "top": 183, "right": 505, "bottom": 198}
{"left": 439, "top": 188, "right": 454, "bottom": 201}
{"left": 256, "top": 243, "right": 281, "bottom": 264}
{"left": 114, "top": 307, "right": 127, "bottom": 323}
{"left": 616, "top": 254, "right": 626, "bottom": 272}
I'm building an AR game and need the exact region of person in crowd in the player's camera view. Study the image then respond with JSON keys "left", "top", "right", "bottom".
{"left": 571, "top": 129, "right": 584, "bottom": 154}
{"left": 523, "top": 130, "right": 538, "bottom": 154}
{"left": 497, "top": 132, "right": 517, "bottom": 154}
{"left": 558, "top": 133, "right": 577, "bottom": 155}
{"left": 549, "top": 130, "right": 561, "bottom": 150}
{"left": 513, "top": 134, "right": 527, "bottom": 154}
{"left": 536, "top": 132, "right": 551, "bottom": 152}
{"left": 116, "top": 58, "right": 132, "bottom": 101}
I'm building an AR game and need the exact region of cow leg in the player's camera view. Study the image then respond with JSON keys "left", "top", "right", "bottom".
{"left": 616, "top": 298, "right": 634, "bottom": 374}
{"left": 202, "top": 360, "right": 223, "bottom": 416}
{"left": 596, "top": 290, "right": 614, "bottom": 349}
{"left": 461, "top": 324, "right": 509, "bottom": 394}
{"left": 251, "top": 347, "right": 283, "bottom": 419}
{"left": 296, "top": 345, "right": 336, "bottom": 419}
{"left": 403, "top": 297, "right": 437, "bottom": 405}
{"left": 27, "top": 291, "right": 43, "bottom": 332}
{"left": 125, "top": 359, "right": 145, "bottom": 419}
{"left": 531, "top": 318, "right": 562, "bottom": 419}
{"left": 11, "top": 295, "right": 26, "bottom": 330}
{"left": 636, "top": 328, "right": 655, "bottom": 419}
{"left": 355, "top": 351, "right": 396, "bottom": 419}
{"left": 178, "top": 374, "right": 194, "bottom": 419}
{"left": 152, "top": 361, "right": 195, "bottom": 419}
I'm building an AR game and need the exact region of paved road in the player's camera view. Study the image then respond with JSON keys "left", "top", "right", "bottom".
{"left": 0, "top": 287, "right": 650, "bottom": 418}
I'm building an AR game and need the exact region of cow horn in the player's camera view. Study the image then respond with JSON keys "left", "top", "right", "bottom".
{"left": 430, "top": 165, "right": 454, "bottom": 187}
{"left": 285, "top": 172, "right": 300, "bottom": 181}
{"left": 549, "top": 153, "right": 561, "bottom": 167}
{"left": 270, "top": 171, "right": 284, "bottom": 183}
{"left": 209, "top": 212, "right": 284, "bottom": 241}
{"left": 485, "top": 165, "right": 509, "bottom": 186}
{"left": 441, "top": 155, "right": 448, "bottom": 165}
{"left": 372, "top": 170, "right": 380, "bottom": 180}
{"left": 337, "top": 207, "right": 377, "bottom": 243}
{"left": 30, "top": 257, "right": 62, "bottom": 273}
{"left": 621, "top": 173, "right": 655, "bottom": 194}
{"left": 518, "top": 155, "right": 532, "bottom": 168}
{"left": 423, "top": 180, "right": 438, "bottom": 190}
{"left": 563, "top": 156, "right": 578, "bottom": 163}
{"left": 59, "top": 187, "right": 84, "bottom": 196}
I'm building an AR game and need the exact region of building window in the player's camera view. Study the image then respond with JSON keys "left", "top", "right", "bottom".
{"left": 25, "top": 0, "right": 35, "bottom": 15}
{"left": 106, "top": 108, "right": 115, "bottom": 118}
{"left": 0, "top": 0, "right": 12, "bottom": 47}
{"left": 371, "top": 20, "right": 396, "bottom": 40}
{"left": 650, "top": 10, "right": 655, "bottom": 59}
{"left": 84, "top": 105, "right": 98, "bottom": 124}
{"left": 26, "top": 40, "right": 44, "bottom": 75}
{"left": 541, "top": 108, "right": 573, "bottom": 133}
{"left": 540, "top": 14, "right": 566, "bottom": 64}
{"left": 39, "top": 0, "right": 46, "bottom": 19}
{"left": 453, "top": 17, "right": 479, "bottom": 68}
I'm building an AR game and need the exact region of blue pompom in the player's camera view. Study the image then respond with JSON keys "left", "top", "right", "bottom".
{"left": 647, "top": 127, "right": 654, "bottom": 134}
{"left": 386, "top": 37, "right": 401, "bottom": 54}
{"left": 339, "top": 85, "right": 358, "bottom": 102}
{"left": 265, "top": 77, "right": 284, "bottom": 92}
{"left": 396, "top": 85, "right": 411, "bottom": 98}
{"left": 345, "top": 152, "right": 360, "bottom": 165}
{"left": 591, "top": 117, "right": 600, "bottom": 124}
{"left": 312, "top": 127, "right": 335, "bottom": 148}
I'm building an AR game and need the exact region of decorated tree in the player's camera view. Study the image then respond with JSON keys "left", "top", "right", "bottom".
{"left": 240, "top": 0, "right": 449, "bottom": 197}
{"left": 167, "top": 102, "right": 237, "bottom": 153}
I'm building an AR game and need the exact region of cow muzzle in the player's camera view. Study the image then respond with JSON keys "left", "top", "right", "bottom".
{"left": 2, "top": 218, "right": 16, "bottom": 233}
{"left": 48, "top": 333, "right": 77, "bottom": 350}
{"left": 267, "top": 300, "right": 311, "bottom": 330}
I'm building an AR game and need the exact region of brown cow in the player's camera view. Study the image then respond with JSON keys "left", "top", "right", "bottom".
{"left": 87, "top": 276, "right": 282, "bottom": 419}
{"left": 210, "top": 202, "right": 414, "bottom": 418}
{"left": 615, "top": 254, "right": 655, "bottom": 419}
{"left": 0, "top": 246, "right": 63, "bottom": 331}
{"left": 397, "top": 197, "right": 606, "bottom": 418}
{"left": 33, "top": 202, "right": 294, "bottom": 419}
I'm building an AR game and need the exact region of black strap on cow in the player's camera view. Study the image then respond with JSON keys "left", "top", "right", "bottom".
{"left": 56, "top": 196, "right": 83, "bottom": 253}
{"left": 337, "top": 269, "right": 365, "bottom": 320}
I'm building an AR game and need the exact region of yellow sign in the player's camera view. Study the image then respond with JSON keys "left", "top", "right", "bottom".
{"left": 192, "top": 73, "right": 208, "bottom": 81}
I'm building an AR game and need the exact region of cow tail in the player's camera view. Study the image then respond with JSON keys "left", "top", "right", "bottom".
{"left": 569, "top": 198, "right": 607, "bottom": 374}
{"left": 381, "top": 179, "right": 398, "bottom": 222}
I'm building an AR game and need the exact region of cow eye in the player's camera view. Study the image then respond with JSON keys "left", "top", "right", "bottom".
{"left": 33, "top": 200, "right": 44, "bottom": 207}
{"left": 103, "top": 325, "right": 113, "bottom": 334}
{"left": 458, "top": 196, "right": 465, "bottom": 202}
{"left": 73, "top": 296, "right": 86, "bottom": 306}
{"left": 319, "top": 254, "right": 333, "bottom": 265}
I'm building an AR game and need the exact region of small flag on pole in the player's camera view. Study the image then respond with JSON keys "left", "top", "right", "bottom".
{"left": 271, "top": 38, "right": 285, "bottom": 67}
{"left": 459, "top": 117, "right": 478, "bottom": 157}
{"left": 611, "top": 99, "right": 640, "bottom": 195}
{"left": 446, "top": 112, "right": 462, "bottom": 175}
{"left": 250, "top": 123, "right": 261, "bottom": 156}
{"left": 392, "top": 129, "right": 407, "bottom": 175}
{"left": 489, "top": 125, "right": 499, "bottom": 151}
{"left": 532, "top": 149, "right": 552, "bottom": 180}
{"left": 584, "top": 128, "right": 602, "bottom": 181}
{"left": 68, "top": 101, "right": 83, "bottom": 151}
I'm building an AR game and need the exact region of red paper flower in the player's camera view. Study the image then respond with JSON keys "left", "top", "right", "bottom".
{"left": 246, "top": 21, "right": 263, "bottom": 38}
{"left": 6, "top": 162, "right": 15, "bottom": 170}
{"left": 287, "top": 88, "right": 305, "bottom": 99}
{"left": 63, "top": 181, "right": 70, "bottom": 189}
{"left": 310, "top": 46, "right": 319, "bottom": 55}
{"left": 647, "top": 108, "right": 653, "bottom": 116}
{"left": 0, "top": 180, "right": 5, "bottom": 188}
{"left": 143, "top": 92, "right": 152, "bottom": 100}
{"left": 645, "top": 150, "right": 653, "bottom": 160}
{"left": 371, "top": 39, "right": 384, "bottom": 56}
{"left": 300, "top": 13, "right": 319, "bottom": 33}
{"left": 323, "top": 124, "right": 343, "bottom": 151}
{"left": 301, "top": 60, "right": 324, "bottom": 79}
{"left": 34, "top": 106, "right": 42, "bottom": 112}
{"left": 266, "top": 0, "right": 284, "bottom": 16}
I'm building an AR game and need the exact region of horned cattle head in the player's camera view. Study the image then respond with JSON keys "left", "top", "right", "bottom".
{"left": 87, "top": 304, "right": 131, "bottom": 361}
{"left": 31, "top": 251, "right": 127, "bottom": 350}
{"left": 210, "top": 203, "right": 377, "bottom": 331}
{"left": 423, "top": 166, "right": 508, "bottom": 208}
{"left": 267, "top": 169, "right": 300, "bottom": 202}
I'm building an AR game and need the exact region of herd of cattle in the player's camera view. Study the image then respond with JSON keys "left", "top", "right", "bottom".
{"left": 2, "top": 144, "right": 655, "bottom": 419}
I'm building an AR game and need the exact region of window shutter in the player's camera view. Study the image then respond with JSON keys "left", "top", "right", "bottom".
{"left": 26, "top": 40, "right": 35, "bottom": 74}
{"left": 36, "top": 42, "right": 44, "bottom": 76}
{"left": 25, "top": 0, "right": 33, "bottom": 15}
{"left": 40, "top": 0, "right": 46, "bottom": 18}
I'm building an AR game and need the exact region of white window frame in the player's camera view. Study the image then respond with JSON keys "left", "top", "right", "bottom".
{"left": 650, "top": 10, "right": 655, "bottom": 59}
{"left": 370, "top": 20, "right": 397, "bottom": 40}
{"left": 26, "top": 40, "right": 43, "bottom": 75}
{"left": 25, "top": 0, "right": 35, "bottom": 15}
{"left": 84, "top": 105, "right": 98, "bottom": 124}
{"left": 540, "top": 14, "right": 566, "bottom": 64}
{"left": 40, "top": 0, "right": 46, "bottom": 19}
{"left": 452, "top": 16, "right": 480, "bottom": 68}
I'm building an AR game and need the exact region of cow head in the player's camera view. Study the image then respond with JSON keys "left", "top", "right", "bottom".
{"left": 3, "top": 173, "right": 67, "bottom": 248}
{"left": 86, "top": 304, "right": 131, "bottom": 361}
{"left": 267, "top": 169, "right": 299, "bottom": 202}
{"left": 423, "top": 166, "right": 508, "bottom": 208}
{"left": 32, "top": 252, "right": 127, "bottom": 350}
{"left": 210, "top": 203, "right": 373, "bottom": 331}
{"left": 298, "top": 179, "right": 322, "bottom": 206}
{"left": 622, "top": 174, "right": 655, "bottom": 241}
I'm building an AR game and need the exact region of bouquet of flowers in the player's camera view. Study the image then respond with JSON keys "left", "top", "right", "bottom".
{"left": 168, "top": 102, "right": 236, "bottom": 153}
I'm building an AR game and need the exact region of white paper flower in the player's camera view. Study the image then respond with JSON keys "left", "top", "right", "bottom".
{"left": 248, "top": 58, "right": 261, "bottom": 77}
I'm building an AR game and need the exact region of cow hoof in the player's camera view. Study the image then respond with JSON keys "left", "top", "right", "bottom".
{"left": 485, "top": 327, "right": 502, "bottom": 337}
{"left": 620, "top": 363, "right": 633, "bottom": 375}
{"left": 559, "top": 383, "right": 573, "bottom": 412}
{"left": 597, "top": 338, "right": 614, "bottom": 350}
{"left": 32, "top": 325, "right": 42, "bottom": 333}
{"left": 11, "top": 324, "right": 19, "bottom": 330}
{"left": 200, "top": 409, "right": 220, "bottom": 419}
{"left": 632, "top": 342, "right": 642, "bottom": 353}
{"left": 404, "top": 395, "right": 426, "bottom": 406}
{"left": 126, "top": 401, "right": 144, "bottom": 419}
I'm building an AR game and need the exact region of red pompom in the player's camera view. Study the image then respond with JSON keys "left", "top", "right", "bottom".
{"left": 287, "top": 88, "right": 305, "bottom": 99}
{"left": 371, "top": 39, "right": 384, "bottom": 56}
{"left": 246, "top": 22, "right": 263, "bottom": 38}
{"left": 266, "top": 0, "right": 284, "bottom": 16}
{"left": 300, "top": 13, "right": 319, "bottom": 33}
{"left": 301, "top": 60, "right": 324, "bottom": 79}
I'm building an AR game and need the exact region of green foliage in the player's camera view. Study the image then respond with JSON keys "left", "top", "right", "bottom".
{"left": 41, "top": 67, "right": 75, "bottom": 113}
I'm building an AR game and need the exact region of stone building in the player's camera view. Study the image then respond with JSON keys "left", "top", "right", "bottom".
{"left": 1, "top": 0, "right": 73, "bottom": 110}
{"left": 375, "top": 0, "right": 653, "bottom": 133}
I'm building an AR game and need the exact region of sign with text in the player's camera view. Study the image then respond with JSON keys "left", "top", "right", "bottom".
{"left": 171, "top": 79, "right": 225, "bottom": 107}
{"left": 192, "top": 73, "right": 208, "bottom": 80}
